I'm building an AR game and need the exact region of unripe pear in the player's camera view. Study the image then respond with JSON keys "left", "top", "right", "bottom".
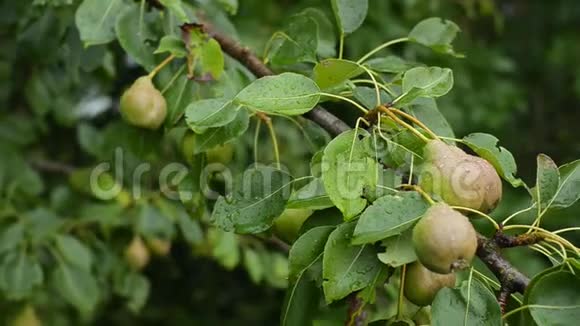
{"left": 404, "top": 261, "right": 456, "bottom": 306}
{"left": 412, "top": 203, "right": 477, "bottom": 274}
{"left": 418, "top": 140, "right": 502, "bottom": 213}
{"left": 9, "top": 306, "right": 41, "bottom": 326}
{"left": 125, "top": 236, "right": 150, "bottom": 270}
{"left": 120, "top": 76, "right": 167, "bottom": 129}
{"left": 206, "top": 143, "right": 235, "bottom": 164}
{"left": 273, "top": 208, "right": 313, "bottom": 242}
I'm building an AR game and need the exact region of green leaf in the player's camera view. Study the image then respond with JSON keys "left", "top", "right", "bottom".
{"left": 405, "top": 97, "right": 455, "bottom": 140}
{"left": 550, "top": 160, "right": 580, "bottom": 209}
{"left": 462, "top": 133, "right": 524, "bottom": 187}
{"left": 431, "top": 278, "right": 502, "bottom": 326}
{"left": 115, "top": 4, "right": 156, "bottom": 71}
{"left": 155, "top": 35, "right": 187, "bottom": 57}
{"left": 313, "top": 59, "right": 364, "bottom": 89}
{"left": 365, "top": 56, "right": 415, "bottom": 73}
{"left": 0, "top": 223, "right": 24, "bottom": 254}
{"left": 217, "top": 0, "right": 238, "bottom": 15}
{"left": 158, "top": 0, "right": 189, "bottom": 23}
{"left": 281, "top": 278, "right": 320, "bottom": 326}
{"left": 302, "top": 8, "right": 337, "bottom": 58}
{"left": 352, "top": 191, "right": 428, "bottom": 244}
{"left": 208, "top": 228, "right": 240, "bottom": 270}
{"left": 176, "top": 210, "right": 203, "bottom": 245}
{"left": 525, "top": 270, "right": 580, "bottom": 325}
{"left": 136, "top": 204, "right": 176, "bottom": 239}
{"left": 0, "top": 251, "right": 43, "bottom": 300}
{"left": 331, "top": 0, "right": 368, "bottom": 34}
{"left": 200, "top": 38, "right": 225, "bottom": 79}
{"left": 24, "top": 208, "right": 65, "bottom": 245}
{"left": 408, "top": 17, "right": 462, "bottom": 56}
{"left": 52, "top": 262, "right": 100, "bottom": 314}
{"left": 322, "top": 222, "right": 385, "bottom": 303}
{"left": 113, "top": 271, "right": 150, "bottom": 313}
{"left": 396, "top": 67, "right": 453, "bottom": 106}
{"left": 77, "top": 123, "right": 104, "bottom": 157}
{"left": 289, "top": 226, "right": 334, "bottom": 283}
{"left": 55, "top": 235, "right": 93, "bottom": 271}
{"left": 210, "top": 166, "right": 293, "bottom": 233}
{"left": 243, "top": 248, "right": 264, "bottom": 284}
{"left": 534, "top": 154, "right": 560, "bottom": 209}
{"left": 266, "top": 13, "right": 318, "bottom": 66}
{"left": 377, "top": 230, "right": 417, "bottom": 267}
{"left": 185, "top": 98, "right": 241, "bottom": 133}
{"left": 234, "top": 73, "right": 321, "bottom": 116}
{"left": 287, "top": 178, "right": 334, "bottom": 210}
{"left": 162, "top": 67, "right": 197, "bottom": 125}
{"left": 321, "top": 130, "right": 379, "bottom": 219}
{"left": 264, "top": 252, "right": 289, "bottom": 289}
{"left": 352, "top": 86, "right": 392, "bottom": 110}
{"left": 192, "top": 108, "right": 249, "bottom": 153}
{"left": 75, "top": 0, "right": 126, "bottom": 46}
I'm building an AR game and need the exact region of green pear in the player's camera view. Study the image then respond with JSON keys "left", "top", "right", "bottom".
{"left": 206, "top": 143, "right": 235, "bottom": 164}
{"left": 273, "top": 208, "right": 313, "bottom": 242}
{"left": 125, "top": 236, "right": 150, "bottom": 270}
{"left": 412, "top": 203, "right": 478, "bottom": 274}
{"left": 404, "top": 261, "right": 456, "bottom": 306}
{"left": 419, "top": 140, "right": 502, "bottom": 213}
{"left": 120, "top": 76, "right": 167, "bottom": 129}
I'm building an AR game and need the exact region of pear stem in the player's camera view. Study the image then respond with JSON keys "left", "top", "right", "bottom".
{"left": 399, "top": 184, "right": 434, "bottom": 205}
{"left": 265, "top": 117, "right": 281, "bottom": 169}
{"left": 451, "top": 206, "right": 500, "bottom": 230}
{"left": 148, "top": 54, "right": 176, "bottom": 79}
{"left": 378, "top": 106, "right": 430, "bottom": 143}
{"left": 253, "top": 118, "right": 262, "bottom": 164}
{"left": 388, "top": 107, "right": 440, "bottom": 140}
{"left": 396, "top": 264, "right": 407, "bottom": 320}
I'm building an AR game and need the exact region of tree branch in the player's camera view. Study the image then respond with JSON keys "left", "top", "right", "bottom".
{"left": 476, "top": 233, "right": 530, "bottom": 313}
{"left": 30, "top": 159, "right": 75, "bottom": 175}
{"left": 200, "top": 21, "right": 350, "bottom": 136}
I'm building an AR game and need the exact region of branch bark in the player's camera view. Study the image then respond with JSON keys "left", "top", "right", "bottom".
{"left": 202, "top": 16, "right": 531, "bottom": 316}
{"left": 201, "top": 22, "right": 350, "bottom": 136}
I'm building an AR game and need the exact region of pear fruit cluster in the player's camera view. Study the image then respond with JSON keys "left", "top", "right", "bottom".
{"left": 405, "top": 139, "right": 502, "bottom": 305}
{"left": 120, "top": 76, "right": 167, "bottom": 130}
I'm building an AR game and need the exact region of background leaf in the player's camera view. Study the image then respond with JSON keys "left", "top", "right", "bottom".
{"left": 409, "top": 17, "right": 461, "bottom": 56}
